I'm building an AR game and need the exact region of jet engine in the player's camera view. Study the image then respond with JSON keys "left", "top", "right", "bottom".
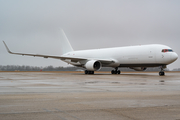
{"left": 84, "top": 60, "right": 101, "bottom": 71}
{"left": 130, "top": 67, "right": 147, "bottom": 71}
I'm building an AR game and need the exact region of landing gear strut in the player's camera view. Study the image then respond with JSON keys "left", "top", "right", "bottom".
{"left": 111, "top": 67, "right": 121, "bottom": 74}
{"left": 85, "top": 70, "right": 94, "bottom": 74}
{"left": 159, "top": 66, "right": 165, "bottom": 76}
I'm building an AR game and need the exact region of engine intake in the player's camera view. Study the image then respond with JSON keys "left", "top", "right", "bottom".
{"left": 84, "top": 60, "right": 101, "bottom": 71}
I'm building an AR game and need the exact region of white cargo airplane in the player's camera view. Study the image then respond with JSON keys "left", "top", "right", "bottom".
{"left": 3, "top": 30, "right": 178, "bottom": 76}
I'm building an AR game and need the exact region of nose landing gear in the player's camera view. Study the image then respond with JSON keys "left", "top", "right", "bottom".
{"left": 159, "top": 66, "right": 165, "bottom": 76}
{"left": 111, "top": 67, "right": 121, "bottom": 74}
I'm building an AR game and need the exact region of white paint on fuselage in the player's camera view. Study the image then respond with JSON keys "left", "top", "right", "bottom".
{"left": 62, "top": 44, "right": 178, "bottom": 68}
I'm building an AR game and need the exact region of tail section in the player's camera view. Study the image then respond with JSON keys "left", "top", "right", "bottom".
{"left": 59, "top": 29, "right": 74, "bottom": 54}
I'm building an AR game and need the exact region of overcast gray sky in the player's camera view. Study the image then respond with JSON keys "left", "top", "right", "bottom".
{"left": 0, "top": 0, "right": 180, "bottom": 70}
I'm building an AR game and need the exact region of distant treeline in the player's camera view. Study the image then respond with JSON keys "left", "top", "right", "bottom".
{"left": 0, "top": 65, "right": 178, "bottom": 71}
{"left": 0, "top": 65, "right": 79, "bottom": 71}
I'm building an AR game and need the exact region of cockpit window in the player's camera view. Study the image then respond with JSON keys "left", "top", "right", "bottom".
{"left": 162, "top": 49, "right": 173, "bottom": 52}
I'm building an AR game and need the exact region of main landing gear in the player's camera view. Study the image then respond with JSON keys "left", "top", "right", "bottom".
{"left": 85, "top": 70, "right": 94, "bottom": 74}
{"left": 159, "top": 66, "right": 165, "bottom": 76}
{"left": 111, "top": 67, "right": 121, "bottom": 74}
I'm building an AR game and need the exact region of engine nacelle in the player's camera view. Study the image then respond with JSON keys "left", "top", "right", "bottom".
{"left": 84, "top": 60, "right": 101, "bottom": 71}
{"left": 130, "top": 67, "right": 147, "bottom": 71}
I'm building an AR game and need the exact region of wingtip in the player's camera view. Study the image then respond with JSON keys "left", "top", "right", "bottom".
{"left": 3, "top": 41, "right": 12, "bottom": 53}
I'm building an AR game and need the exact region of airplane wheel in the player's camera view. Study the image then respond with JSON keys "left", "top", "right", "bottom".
{"left": 117, "top": 70, "right": 121, "bottom": 74}
{"left": 85, "top": 70, "right": 94, "bottom": 74}
{"left": 85, "top": 70, "right": 88, "bottom": 74}
{"left": 111, "top": 70, "right": 115, "bottom": 74}
{"left": 159, "top": 71, "right": 165, "bottom": 76}
{"left": 111, "top": 70, "right": 121, "bottom": 74}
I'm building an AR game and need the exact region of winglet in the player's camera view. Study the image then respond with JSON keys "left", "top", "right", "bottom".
{"left": 3, "top": 41, "right": 12, "bottom": 54}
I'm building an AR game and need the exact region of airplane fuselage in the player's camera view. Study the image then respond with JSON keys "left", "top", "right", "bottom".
{"left": 62, "top": 44, "right": 178, "bottom": 68}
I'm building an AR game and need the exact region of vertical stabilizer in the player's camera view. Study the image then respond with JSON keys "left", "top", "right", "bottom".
{"left": 59, "top": 29, "right": 74, "bottom": 54}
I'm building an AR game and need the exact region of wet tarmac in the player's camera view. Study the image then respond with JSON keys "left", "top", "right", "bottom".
{"left": 0, "top": 71, "right": 180, "bottom": 120}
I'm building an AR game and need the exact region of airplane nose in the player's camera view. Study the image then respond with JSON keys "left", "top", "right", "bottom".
{"left": 171, "top": 52, "right": 178, "bottom": 62}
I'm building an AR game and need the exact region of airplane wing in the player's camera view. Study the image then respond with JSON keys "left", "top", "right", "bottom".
{"left": 3, "top": 41, "right": 114, "bottom": 64}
